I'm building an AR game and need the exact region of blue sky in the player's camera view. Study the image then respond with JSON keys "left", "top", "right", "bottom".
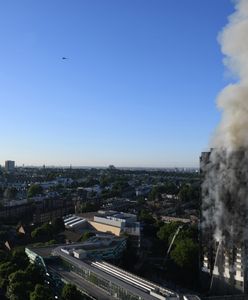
{"left": 0, "top": 0, "right": 234, "bottom": 167}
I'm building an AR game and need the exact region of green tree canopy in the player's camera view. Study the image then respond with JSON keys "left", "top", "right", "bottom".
{"left": 149, "top": 183, "right": 178, "bottom": 201}
{"left": 31, "top": 223, "right": 53, "bottom": 242}
{"left": 7, "top": 281, "right": 31, "bottom": 300}
{"left": 0, "top": 262, "right": 17, "bottom": 280}
{"left": 157, "top": 222, "right": 181, "bottom": 246}
{"left": 29, "top": 284, "right": 53, "bottom": 300}
{"left": 4, "top": 187, "right": 18, "bottom": 200}
{"left": 61, "top": 284, "right": 87, "bottom": 300}
{"left": 28, "top": 184, "right": 43, "bottom": 198}
{"left": 178, "top": 183, "right": 200, "bottom": 203}
{"left": 0, "top": 249, "right": 8, "bottom": 262}
{"left": 11, "top": 249, "right": 29, "bottom": 269}
{"left": 139, "top": 209, "right": 156, "bottom": 225}
{"left": 80, "top": 202, "right": 100, "bottom": 213}
{"left": 25, "top": 264, "right": 44, "bottom": 285}
{"left": 51, "top": 217, "right": 65, "bottom": 233}
{"left": 80, "top": 231, "right": 95, "bottom": 242}
{"left": 7, "top": 270, "right": 32, "bottom": 300}
{"left": 6, "top": 264, "right": 45, "bottom": 300}
{"left": 170, "top": 238, "right": 199, "bottom": 269}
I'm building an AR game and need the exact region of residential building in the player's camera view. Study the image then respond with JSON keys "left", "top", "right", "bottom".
{"left": 5, "top": 160, "right": 15, "bottom": 172}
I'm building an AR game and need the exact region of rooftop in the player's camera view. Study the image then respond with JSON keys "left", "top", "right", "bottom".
{"left": 26, "top": 243, "right": 201, "bottom": 300}
{"left": 60, "top": 235, "right": 125, "bottom": 252}
{"left": 52, "top": 247, "right": 176, "bottom": 300}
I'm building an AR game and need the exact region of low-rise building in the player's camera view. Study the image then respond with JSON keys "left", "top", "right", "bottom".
{"left": 160, "top": 216, "right": 191, "bottom": 224}
{"left": 136, "top": 185, "right": 152, "bottom": 197}
{"left": 63, "top": 215, "right": 88, "bottom": 230}
{"left": 58, "top": 234, "right": 126, "bottom": 261}
{"left": 89, "top": 210, "right": 141, "bottom": 248}
{"left": 25, "top": 241, "right": 199, "bottom": 300}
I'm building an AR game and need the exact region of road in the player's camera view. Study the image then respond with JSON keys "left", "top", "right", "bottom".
{"left": 49, "top": 265, "right": 115, "bottom": 300}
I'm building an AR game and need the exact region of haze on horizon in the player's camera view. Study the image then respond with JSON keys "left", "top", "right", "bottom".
{"left": 0, "top": 0, "right": 234, "bottom": 168}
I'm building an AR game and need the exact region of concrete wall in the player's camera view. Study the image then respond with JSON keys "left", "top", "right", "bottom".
{"left": 89, "top": 221, "right": 121, "bottom": 236}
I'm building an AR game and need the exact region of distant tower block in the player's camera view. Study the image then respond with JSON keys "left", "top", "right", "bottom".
{"left": 5, "top": 160, "right": 15, "bottom": 172}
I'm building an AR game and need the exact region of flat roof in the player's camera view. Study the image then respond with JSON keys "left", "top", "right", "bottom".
{"left": 51, "top": 246, "right": 176, "bottom": 300}
{"left": 27, "top": 245, "right": 60, "bottom": 257}
{"left": 27, "top": 244, "right": 200, "bottom": 299}
{"left": 95, "top": 212, "right": 133, "bottom": 220}
{"left": 62, "top": 237, "right": 125, "bottom": 251}
{"left": 48, "top": 263, "right": 115, "bottom": 300}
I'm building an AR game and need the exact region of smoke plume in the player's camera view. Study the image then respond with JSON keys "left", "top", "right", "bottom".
{"left": 213, "top": 0, "right": 248, "bottom": 151}
{"left": 202, "top": 0, "right": 248, "bottom": 246}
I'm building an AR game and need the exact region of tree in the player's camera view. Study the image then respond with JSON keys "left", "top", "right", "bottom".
{"left": 82, "top": 177, "right": 99, "bottom": 187}
{"left": 25, "top": 264, "right": 44, "bottom": 285}
{"left": 51, "top": 217, "right": 65, "bottom": 233}
{"left": 0, "top": 277, "right": 8, "bottom": 293}
{"left": 0, "top": 250, "right": 8, "bottom": 262}
{"left": 4, "top": 187, "right": 18, "bottom": 200}
{"left": 0, "top": 262, "right": 17, "bottom": 279}
{"left": 170, "top": 238, "right": 199, "bottom": 269}
{"left": 80, "top": 202, "right": 99, "bottom": 213}
{"left": 0, "top": 249, "right": 45, "bottom": 298}
{"left": 0, "top": 261, "right": 17, "bottom": 295}
{"left": 6, "top": 264, "right": 45, "bottom": 300}
{"left": 6, "top": 270, "right": 32, "bottom": 300}
{"left": 31, "top": 223, "right": 53, "bottom": 242}
{"left": 61, "top": 284, "right": 86, "bottom": 300}
{"left": 99, "top": 175, "right": 110, "bottom": 188}
{"left": 178, "top": 183, "right": 200, "bottom": 203}
{"left": 30, "top": 284, "right": 53, "bottom": 300}
{"left": 149, "top": 183, "right": 178, "bottom": 201}
{"left": 11, "top": 249, "right": 29, "bottom": 269}
{"left": 27, "top": 184, "right": 43, "bottom": 198}
{"left": 7, "top": 281, "right": 29, "bottom": 300}
{"left": 111, "top": 179, "right": 130, "bottom": 196}
{"left": 139, "top": 209, "right": 156, "bottom": 225}
{"left": 80, "top": 231, "right": 95, "bottom": 242}
{"left": 157, "top": 222, "right": 181, "bottom": 247}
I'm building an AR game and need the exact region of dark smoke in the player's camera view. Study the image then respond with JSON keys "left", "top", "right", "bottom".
{"left": 202, "top": 148, "right": 248, "bottom": 246}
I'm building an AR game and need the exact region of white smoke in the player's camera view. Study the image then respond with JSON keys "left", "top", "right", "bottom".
{"left": 212, "top": 0, "right": 248, "bottom": 151}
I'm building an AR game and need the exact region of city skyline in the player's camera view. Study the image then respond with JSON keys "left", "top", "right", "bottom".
{"left": 0, "top": 0, "right": 234, "bottom": 167}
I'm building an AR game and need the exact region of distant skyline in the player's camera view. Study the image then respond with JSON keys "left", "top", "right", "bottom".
{"left": 0, "top": 0, "right": 234, "bottom": 168}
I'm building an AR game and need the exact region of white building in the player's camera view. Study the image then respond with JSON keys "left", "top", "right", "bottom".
{"left": 90, "top": 211, "right": 141, "bottom": 248}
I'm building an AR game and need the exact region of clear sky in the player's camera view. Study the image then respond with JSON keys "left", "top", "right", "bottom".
{"left": 0, "top": 0, "right": 234, "bottom": 168}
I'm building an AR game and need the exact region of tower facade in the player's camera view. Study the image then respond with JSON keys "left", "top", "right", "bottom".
{"left": 5, "top": 160, "right": 15, "bottom": 172}
{"left": 200, "top": 150, "right": 248, "bottom": 295}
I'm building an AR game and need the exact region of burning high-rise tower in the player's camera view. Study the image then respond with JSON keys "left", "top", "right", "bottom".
{"left": 200, "top": 0, "right": 248, "bottom": 295}
{"left": 200, "top": 149, "right": 248, "bottom": 294}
